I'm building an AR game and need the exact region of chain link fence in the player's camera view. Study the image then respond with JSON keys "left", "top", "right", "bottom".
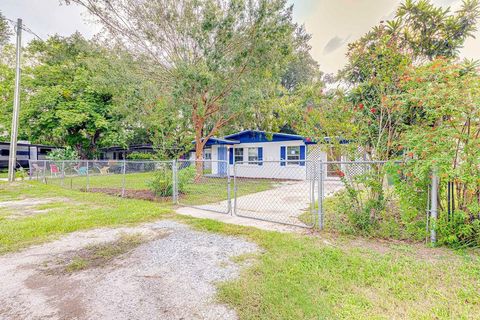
{"left": 176, "top": 160, "right": 231, "bottom": 214}
{"left": 233, "top": 160, "right": 317, "bottom": 228}
{"left": 317, "top": 161, "right": 398, "bottom": 231}
{"left": 29, "top": 160, "right": 176, "bottom": 202}
{"left": 29, "top": 159, "right": 403, "bottom": 229}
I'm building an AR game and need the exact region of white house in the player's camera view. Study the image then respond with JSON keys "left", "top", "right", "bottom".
{"left": 190, "top": 130, "right": 319, "bottom": 180}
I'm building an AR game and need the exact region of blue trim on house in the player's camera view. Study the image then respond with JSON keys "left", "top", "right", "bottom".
{"left": 299, "top": 145, "right": 306, "bottom": 166}
{"left": 258, "top": 147, "right": 263, "bottom": 166}
{"left": 218, "top": 146, "right": 227, "bottom": 174}
{"left": 224, "top": 130, "right": 316, "bottom": 145}
{"left": 192, "top": 137, "right": 240, "bottom": 146}
{"left": 280, "top": 146, "right": 286, "bottom": 166}
{"left": 229, "top": 148, "right": 234, "bottom": 165}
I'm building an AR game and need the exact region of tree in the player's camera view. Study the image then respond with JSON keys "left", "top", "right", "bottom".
{"left": 65, "top": 0, "right": 301, "bottom": 178}
{"left": 280, "top": 26, "right": 320, "bottom": 92}
{"left": 0, "top": 45, "right": 18, "bottom": 140}
{"left": 21, "top": 34, "right": 126, "bottom": 158}
{"left": 0, "top": 11, "right": 12, "bottom": 47}
{"left": 396, "top": 59, "right": 480, "bottom": 246}
{"left": 342, "top": 0, "right": 480, "bottom": 161}
{"left": 300, "top": 0, "right": 480, "bottom": 233}
{"left": 395, "top": 0, "right": 480, "bottom": 62}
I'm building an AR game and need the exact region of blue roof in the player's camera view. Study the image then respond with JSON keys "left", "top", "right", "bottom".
{"left": 224, "top": 130, "right": 316, "bottom": 144}
{"left": 194, "top": 137, "right": 240, "bottom": 146}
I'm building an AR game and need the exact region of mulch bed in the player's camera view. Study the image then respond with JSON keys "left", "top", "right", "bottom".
{"left": 86, "top": 188, "right": 173, "bottom": 202}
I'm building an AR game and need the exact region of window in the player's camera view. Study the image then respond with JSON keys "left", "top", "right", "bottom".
{"left": 248, "top": 148, "right": 258, "bottom": 164}
{"left": 0, "top": 149, "right": 9, "bottom": 156}
{"left": 286, "top": 146, "right": 300, "bottom": 165}
{"left": 204, "top": 149, "right": 212, "bottom": 160}
{"left": 39, "top": 148, "right": 52, "bottom": 154}
{"left": 234, "top": 148, "right": 244, "bottom": 163}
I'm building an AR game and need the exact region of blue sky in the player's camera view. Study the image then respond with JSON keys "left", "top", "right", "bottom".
{"left": 2, "top": 0, "right": 479, "bottom": 74}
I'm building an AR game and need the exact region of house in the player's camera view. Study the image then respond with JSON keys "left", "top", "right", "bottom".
{"left": 190, "top": 130, "right": 318, "bottom": 180}
{"left": 100, "top": 144, "right": 156, "bottom": 160}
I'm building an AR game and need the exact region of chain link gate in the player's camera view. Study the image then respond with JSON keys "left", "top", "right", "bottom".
{"left": 175, "top": 159, "right": 231, "bottom": 214}
{"left": 232, "top": 160, "right": 318, "bottom": 228}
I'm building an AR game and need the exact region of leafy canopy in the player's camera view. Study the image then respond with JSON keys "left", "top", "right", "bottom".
{"left": 21, "top": 34, "right": 125, "bottom": 158}
{"left": 65, "top": 0, "right": 302, "bottom": 168}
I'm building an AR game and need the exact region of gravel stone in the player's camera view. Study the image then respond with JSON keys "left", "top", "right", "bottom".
{"left": 0, "top": 220, "right": 258, "bottom": 320}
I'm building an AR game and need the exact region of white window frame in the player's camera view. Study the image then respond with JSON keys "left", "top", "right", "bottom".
{"left": 248, "top": 147, "right": 259, "bottom": 164}
{"left": 234, "top": 148, "right": 244, "bottom": 163}
{"left": 286, "top": 146, "right": 300, "bottom": 165}
{"left": 203, "top": 148, "right": 212, "bottom": 160}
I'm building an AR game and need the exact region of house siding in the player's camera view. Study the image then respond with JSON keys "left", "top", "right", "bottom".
{"left": 224, "top": 140, "right": 309, "bottom": 179}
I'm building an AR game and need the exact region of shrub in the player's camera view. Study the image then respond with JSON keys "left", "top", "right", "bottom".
{"left": 46, "top": 147, "right": 79, "bottom": 160}
{"left": 322, "top": 162, "right": 428, "bottom": 241}
{"left": 147, "top": 165, "right": 195, "bottom": 197}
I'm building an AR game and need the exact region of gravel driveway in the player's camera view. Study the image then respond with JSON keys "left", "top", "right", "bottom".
{"left": 0, "top": 220, "right": 258, "bottom": 320}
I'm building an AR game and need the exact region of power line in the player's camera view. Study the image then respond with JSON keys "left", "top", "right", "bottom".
{"left": 5, "top": 17, "right": 43, "bottom": 41}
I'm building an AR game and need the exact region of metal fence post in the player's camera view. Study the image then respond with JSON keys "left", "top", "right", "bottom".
{"left": 312, "top": 161, "right": 317, "bottom": 227}
{"left": 121, "top": 160, "right": 126, "bottom": 197}
{"left": 318, "top": 160, "right": 324, "bottom": 230}
{"left": 430, "top": 168, "right": 438, "bottom": 244}
{"left": 233, "top": 162, "right": 238, "bottom": 216}
{"left": 61, "top": 161, "right": 65, "bottom": 187}
{"left": 86, "top": 161, "right": 90, "bottom": 192}
{"left": 43, "top": 160, "right": 47, "bottom": 184}
{"left": 227, "top": 161, "right": 231, "bottom": 214}
{"left": 172, "top": 159, "right": 178, "bottom": 204}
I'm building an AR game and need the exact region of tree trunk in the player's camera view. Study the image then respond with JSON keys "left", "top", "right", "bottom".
{"left": 194, "top": 127, "right": 205, "bottom": 183}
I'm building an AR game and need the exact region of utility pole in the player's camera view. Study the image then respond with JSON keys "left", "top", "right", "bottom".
{"left": 8, "top": 18, "right": 22, "bottom": 183}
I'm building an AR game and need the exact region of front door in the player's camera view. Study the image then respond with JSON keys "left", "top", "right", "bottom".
{"left": 217, "top": 146, "right": 227, "bottom": 175}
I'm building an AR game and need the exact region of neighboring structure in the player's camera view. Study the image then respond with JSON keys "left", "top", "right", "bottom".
{"left": 190, "top": 130, "right": 318, "bottom": 179}
{"left": 100, "top": 144, "right": 156, "bottom": 160}
{"left": 0, "top": 141, "right": 61, "bottom": 169}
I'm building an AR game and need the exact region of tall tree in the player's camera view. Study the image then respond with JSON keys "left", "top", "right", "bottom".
{"left": 21, "top": 34, "right": 126, "bottom": 158}
{"left": 0, "top": 11, "right": 11, "bottom": 47}
{"left": 281, "top": 26, "right": 320, "bottom": 92}
{"left": 341, "top": 0, "right": 480, "bottom": 161}
{"left": 395, "top": 0, "right": 480, "bottom": 62}
{"left": 65, "top": 0, "right": 301, "bottom": 176}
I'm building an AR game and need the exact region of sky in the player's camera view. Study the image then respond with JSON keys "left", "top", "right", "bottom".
{"left": 2, "top": 0, "right": 479, "bottom": 74}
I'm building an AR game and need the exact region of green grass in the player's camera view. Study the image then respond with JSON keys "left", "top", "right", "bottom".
{"left": 44, "top": 171, "right": 153, "bottom": 190}
{"left": 42, "top": 172, "right": 273, "bottom": 205}
{"left": 62, "top": 233, "right": 146, "bottom": 273}
{"left": 181, "top": 217, "right": 480, "bottom": 319}
{"left": 181, "top": 177, "right": 272, "bottom": 205}
{"left": 1, "top": 182, "right": 480, "bottom": 319}
{"left": 0, "top": 182, "right": 172, "bottom": 254}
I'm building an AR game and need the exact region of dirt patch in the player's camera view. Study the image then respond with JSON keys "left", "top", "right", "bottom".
{"left": 0, "top": 197, "right": 72, "bottom": 219}
{"left": 0, "top": 220, "right": 258, "bottom": 320}
{"left": 87, "top": 188, "right": 172, "bottom": 202}
{"left": 44, "top": 232, "right": 170, "bottom": 275}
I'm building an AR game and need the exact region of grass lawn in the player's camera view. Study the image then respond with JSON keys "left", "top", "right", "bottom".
{"left": 41, "top": 171, "right": 273, "bottom": 205}
{"left": 0, "top": 181, "right": 173, "bottom": 254}
{"left": 1, "top": 181, "right": 480, "bottom": 319}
